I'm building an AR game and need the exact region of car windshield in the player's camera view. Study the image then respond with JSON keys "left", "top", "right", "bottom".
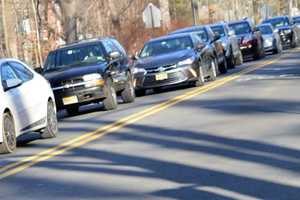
{"left": 45, "top": 44, "right": 106, "bottom": 71}
{"left": 263, "top": 18, "right": 289, "bottom": 28}
{"left": 229, "top": 22, "right": 251, "bottom": 35}
{"left": 211, "top": 26, "right": 226, "bottom": 37}
{"left": 139, "top": 36, "right": 193, "bottom": 58}
{"left": 194, "top": 29, "right": 208, "bottom": 42}
{"left": 258, "top": 25, "right": 273, "bottom": 35}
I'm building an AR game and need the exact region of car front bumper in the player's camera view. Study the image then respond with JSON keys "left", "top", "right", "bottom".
{"left": 134, "top": 64, "right": 199, "bottom": 90}
{"left": 53, "top": 81, "right": 105, "bottom": 109}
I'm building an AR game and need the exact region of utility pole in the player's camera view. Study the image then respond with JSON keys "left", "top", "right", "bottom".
{"left": 1, "top": 0, "right": 10, "bottom": 57}
{"left": 191, "top": 0, "right": 196, "bottom": 25}
{"left": 31, "top": 0, "right": 43, "bottom": 67}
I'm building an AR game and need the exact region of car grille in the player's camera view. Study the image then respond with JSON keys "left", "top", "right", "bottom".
{"left": 59, "top": 77, "right": 85, "bottom": 91}
{"left": 146, "top": 64, "right": 177, "bottom": 73}
{"left": 143, "top": 71, "right": 185, "bottom": 87}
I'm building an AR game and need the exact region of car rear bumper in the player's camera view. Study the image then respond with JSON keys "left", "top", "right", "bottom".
{"left": 240, "top": 45, "right": 256, "bottom": 57}
{"left": 134, "top": 64, "right": 198, "bottom": 90}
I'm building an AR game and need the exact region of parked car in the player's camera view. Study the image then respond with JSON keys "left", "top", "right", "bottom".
{"left": 228, "top": 19, "right": 265, "bottom": 60}
{"left": 132, "top": 33, "right": 218, "bottom": 96}
{"left": 257, "top": 23, "right": 282, "bottom": 54}
{"left": 209, "top": 22, "right": 243, "bottom": 68}
{"left": 0, "top": 59, "right": 57, "bottom": 154}
{"left": 262, "top": 16, "right": 300, "bottom": 48}
{"left": 292, "top": 16, "right": 300, "bottom": 27}
{"left": 42, "top": 37, "right": 135, "bottom": 115}
{"left": 170, "top": 25, "right": 228, "bottom": 74}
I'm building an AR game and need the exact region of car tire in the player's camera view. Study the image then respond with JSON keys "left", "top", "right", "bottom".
{"left": 121, "top": 73, "right": 135, "bottom": 103}
{"left": 41, "top": 100, "right": 58, "bottom": 139}
{"left": 253, "top": 45, "right": 261, "bottom": 60}
{"left": 66, "top": 105, "right": 79, "bottom": 116}
{"left": 219, "top": 55, "right": 228, "bottom": 74}
{"left": 208, "top": 59, "right": 217, "bottom": 81}
{"left": 0, "top": 112, "right": 16, "bottom": 154}
{"left": 226, "top": 49, "right": 235, "bottom": 69}
{"left": 191, "top": 65, "right": 205, "bottom": 87}
{"left": 135, "top": 89, "right": 146, "bottom": 97}
{"left": 235, "top": 50, "right": 243, "bottom": 66}
{"left": 103, "top": 78, "right": 118, "bottom": 111}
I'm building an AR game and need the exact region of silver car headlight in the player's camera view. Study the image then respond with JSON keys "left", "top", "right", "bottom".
{"left": 133, "top": 67, "right": 147, "bottom": 75}
{"left": 177, "top": 58, "right": 194, "bottom": 66}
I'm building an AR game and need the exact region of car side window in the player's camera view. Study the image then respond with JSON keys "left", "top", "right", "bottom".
{"left": 1, "top": 63, "right": 19, "bottom": 82}
{"left": 111, "top": 39, "right": 127, "bottom": 56}
{"left": 9, "top": 62, "right": 33, "bottom": 82}
{"left": 102, "top": 40, "right": 118, "bottom": 54}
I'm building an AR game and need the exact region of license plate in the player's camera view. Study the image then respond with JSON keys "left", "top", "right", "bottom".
{"left": 155, "top": 72, "right": 168, "bottom": 81}
{"left": 63, "top": 96, "right": 78, "bottom": 105}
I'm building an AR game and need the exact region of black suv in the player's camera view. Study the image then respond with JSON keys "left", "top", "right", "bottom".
{"left": 262, "top": 16, "right": 300, "bottom": 48}
{"left": 229, "top": 19, "right": 264, "bottom": 60}
{"left": 42, "top": 37, "right": 135, "bottom": 115}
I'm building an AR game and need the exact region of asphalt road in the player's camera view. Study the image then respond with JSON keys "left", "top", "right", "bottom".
{"left": 1, "top": 49, "right": 300, "bottom": 200}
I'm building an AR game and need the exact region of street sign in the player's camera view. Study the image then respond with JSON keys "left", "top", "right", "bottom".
{"left": 143, "top": 3, "right": 161, "bottom": 29}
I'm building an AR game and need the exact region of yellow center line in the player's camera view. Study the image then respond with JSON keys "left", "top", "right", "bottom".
{"left": 0, "top": 52, "right": 289, "bottom": 180}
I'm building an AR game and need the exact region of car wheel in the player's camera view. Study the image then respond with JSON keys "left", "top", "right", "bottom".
{"left": 235, "top": 50, "right": 243, "bottom": 66}
{"left": 121, "top": 73, "right": 135, "bottom": 103}
{"left": 66, "top": 105, "right": 79, "bottom": 116}
{"left": 208, "top": 59, "right": 217, "bottom": 81}
{"left": 253, "top": 45, "right": 261, "bottom": 60}
{"left": 135, "top": 89, "right": 146, "bottom": 97}
{"left": 192, "top": 65, "right": 205, "bottom": 87}
{"left": 41, "top": 100, "right": 58, "bottom": 139}
{"left": 103, "top": 78, "right": 118, "bottom": 111}
{"left": 219, "top": 55, "right": 228, "bottom": 74}
{"left": 0, "top": 112, "right": 16, "bottom": 154}
{"left": 226, "top": 49, "right": 235, "bottom": 69}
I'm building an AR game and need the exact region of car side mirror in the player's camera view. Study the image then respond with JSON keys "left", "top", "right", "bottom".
{"left": 195, "top": 42, "right": 206, "bottom": 51}
{"left": 34, "top": 66, "right": 44, "bottom": 74}
{"left": 2, "top": 79, "right": 23, "bottom": 92}
{"left": 109, "top": 51, "right": 121, "bottom": 60}
{"left": 130, "top": 52, "right": 139, "bottom": 60}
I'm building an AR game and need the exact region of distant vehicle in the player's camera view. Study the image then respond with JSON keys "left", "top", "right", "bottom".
{"left": 42, "top": 37, "right": 135, "bottom": 115}
{"left": 209, "top": 22, "right": 243, "bottom": 68}
{"left": 132, "top": 33, "right": 218, "bottom": 96}
{"left": 0, "top": 59, "right": 57, "bottom": 154}
{"left": 257, "top": 23, "right": 282, "bottom": 54}
{"left": 229, "top": 19, "right": 265, "bottom": 60}
{"left": 292, "top": 16, "right": 300, "bottom": 27}
{"left": 170, "top": 25, "right": 228, "bottom": 74}
{"left": 262, "top": 16, "right": 300, "bottom": 48}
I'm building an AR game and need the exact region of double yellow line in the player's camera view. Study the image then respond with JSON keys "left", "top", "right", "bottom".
{"left": 0, "top": 56, "right": 282, "bottom": 180}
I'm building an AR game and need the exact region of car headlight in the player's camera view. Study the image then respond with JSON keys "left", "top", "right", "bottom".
{"left": 83, "top": 73, "right": 102, "bottom": 81}
{"left": 284, "top": 29, "right": 292, "bottom": 34}
{"left": 222, "top": 41, "right": 227, "bottom": 48}
{"left": 177, "top": 58, "right": 194, "bottom": 66}
{"left": 133, "top": 67, "right": 147, "bottom": 75}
